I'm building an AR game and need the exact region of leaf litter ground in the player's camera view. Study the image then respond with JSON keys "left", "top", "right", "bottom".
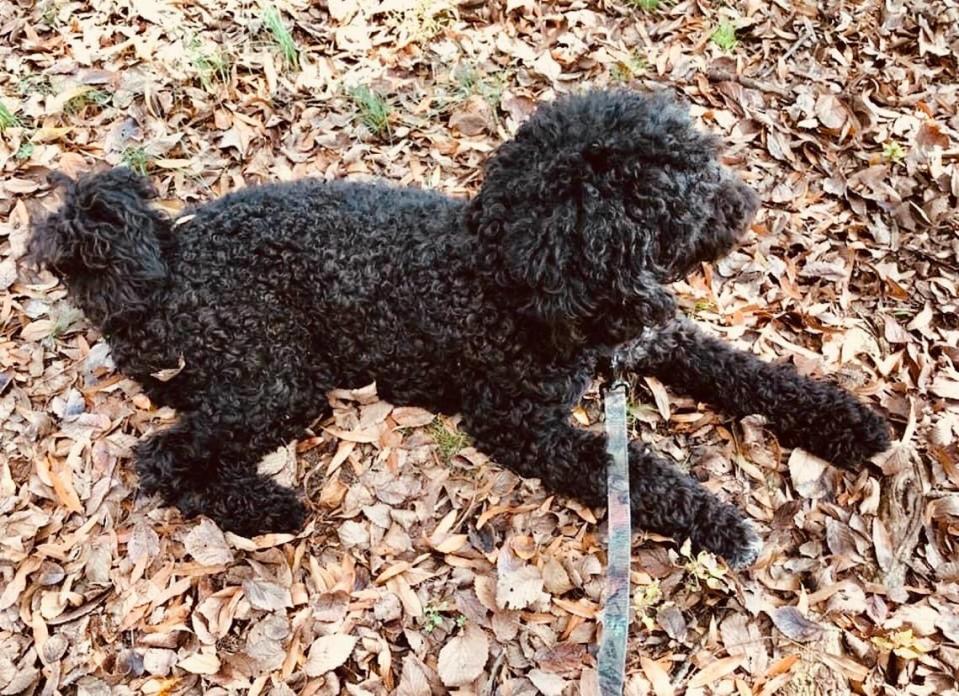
{"left": 1, "top": 1, "right": 958, "bottom": 694}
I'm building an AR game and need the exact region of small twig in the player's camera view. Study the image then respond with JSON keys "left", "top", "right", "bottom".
{"left": 768, "top": 24, "right": 817, "bottom": 77}
{"left": 900, "top": 245, "right": 959, "bottom": 273}
{"left": 880, "top": 458, "right": 926, "bottom": 593}
{"left": 780, "top": 28, "right": 814, "bottom": 64}
{"left": 47, "top": 588, "right": 112, "bottom": 625}
{"left": 673, "top": 629, "right": 713, "bottom": 685}
{"left": 480, "top": 650, "right": 506, "bottom": 696}
{"left": 451, "top": 493, "right": 479, "bottom": 534}
{"left": 705, "top": 69, "right": 791, "bottom": 98}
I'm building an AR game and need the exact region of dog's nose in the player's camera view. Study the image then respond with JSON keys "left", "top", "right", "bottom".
{"left": 725, "top": 175, "right": 760, "bottom": 234}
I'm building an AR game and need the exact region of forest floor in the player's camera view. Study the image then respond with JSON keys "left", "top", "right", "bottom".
{"left": 1, "top": 0, "right": 958, "bottom": 694}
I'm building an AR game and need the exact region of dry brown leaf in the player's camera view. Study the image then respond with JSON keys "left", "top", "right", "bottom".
{"left": 533, "top": 52, "right": 562, "bottom": 81}
{"left": 183, "top": 519, "right": 234, "bottom": 566}
{"left": 491, "top": 608, "right": 520, "bottom": 641}
{"left": 496, "top": 563, "right": 545, "bottom": 610}
{"left": 243, "top": 578, "right": 293, "bottom": 612}
{"left": 396, "top": 654, "right": 434, "bottom": 696}
{"left": 437, "top": 624, "right": 489, "bottom": 687}
{"left": 178, "top": 652, "right": 221, "bottom": 675}
{"left": 391, "top": 407, "right": 435, "bottom": 427}
{"left": 687, "top": 655, "right": 744, "bottom": 688}
{"left": 884, "top": 316, "right": 910, "bottom": 344}
{"left": 643, "top": 376, "right": 671, "bottom": 421}
{"left": 769, "top": 607, "right": 824, "bottom": 642}
{"left": 639, "top": 655, "right": 674, "bottom": 696}
{"left": 815, "top": 93, "right": 848, "bottom": 130}
{"left": 542, "top": 557, "right": 574, "bottom": 595}
{"left": 872, "top": 517, "right": 895, "bottom": 572}
{"left": 449, "top": 96, "right": 492, "bottom": 137}
{"left": 20, "top": 319, "right": 54, "bottom": 342}
{"left": 150, "top": 355, "right": 185, "bottom": 382}
{"left": 931, "top": 376, "right": 959, "bottom": 401}
{"left": 311, "top": 591, "right": 350, "bottom": 623}
{"left": 788, "top": 448, "right": 829, "bottom": 499}
{"left": 303, "top": 634, "right": 358, "bottom": 676}
{"left": 0, "top": 258, "right": 17, "bottom": 289}
{"left": 48, "top": 456, "right": 83, "bottom": 514}
{"left": 527, "top": 669, "right": 568, "bottom": 696}
{"left": 325, "top": 425, "right": 381, "bottom": 443}
{"left": 128, "top": 520, "right": 160, "bottom": 564}
{"left": 338, "top": 519, "right": 368, "bottom": 547}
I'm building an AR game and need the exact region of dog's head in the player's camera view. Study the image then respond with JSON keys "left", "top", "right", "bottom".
{"left": 470, "top": 90, "right": 759, "bottom": 345}
{"left": 27, "top": 169, "right": 163, "bottom": 276}
{"left": 27, "top": 168, "right": 171, "bottom": 327}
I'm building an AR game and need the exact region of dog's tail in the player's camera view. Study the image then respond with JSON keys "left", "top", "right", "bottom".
{"left": 28, "top": 167, "right": 173, "bottom": 329}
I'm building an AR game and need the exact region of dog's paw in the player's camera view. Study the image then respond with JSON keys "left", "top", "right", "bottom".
{"left": 690, "top": 507, "right": 762, "bottom": 570}
{"left": 256, "top": 488, "right": 307, "bottom": 534}
{"left": 720, "top": 520, "right": 763, "bottom": 570}
{"left": 799, "top": 400, "right": 891, "bottom": 468}
{"left": 175, "top": 479, "right": 307, "bottom": 538}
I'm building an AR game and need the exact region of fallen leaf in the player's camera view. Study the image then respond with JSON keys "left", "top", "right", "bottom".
{"left": 128, "top": 520, "right": 160, "bottom": 564}
{"left": 687, "top": 655, "right": 744, "bottom": 688}
{"left": 884, "top": 316, "right": 910, "bottom": 344}
{"left": 815, "top": 93, "right": 848, "bottom": 130}
{"left": 150, "top": 355, "right": 185, "bottom": 382}
{"left": 528, "top": 669, "right": 568, "bottom": 696}
{"left": 0, "top": 258, "right": 16, "bottom": 289}
{"left": 769, "top": 607, "right": 824, "bottom": 642}
{"left": 303, "top": 634, "right": 358, "bottom": 676}
{"left": 392, "top": 407, "right": 435, "bottom": 427}
{"left": 437, "top": 624, "right": 489, "bottom": 687}
{"left": 496, "top": 563, "right": 545, "bottom": 610}
{"left": 178, "top": 652, "right": 220, "bottom": 675}
{"left": 931, "top": 376, "right": 959, "bottom": 401}
{"left": 643, "top": 376, "right": 671, "bottom": 421}
{"left": 533, "top": 52, "right": 562, "bottom": 81}
{"left": 873, "top": 517, "right": 895, "bottom": 572}
{"left": 243, "top": 578, "right": 293, "bottom": 611}
{"left": 656, "top": 605, "right": 686, "bottom": 641}
{"left": 183, "top": 519, "right": 234, "bottom": 566}
{"left": 542, "top": 557, "right": 573, "bottom": 595}
{"left": 449, "top": 95, "right": 492, "bottom": 136}
{"left": 639, "top": 656, "right": 674, "bottom": 696}
{"left": 396, "top": 654, "right": 434, "bottom": 696}
{"left": 788, "top": 449, "right": 829, "bottom": 499}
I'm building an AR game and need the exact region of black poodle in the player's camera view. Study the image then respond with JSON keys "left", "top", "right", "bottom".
{"left": 28, "top": 90, "right": 889, "bottom": 568}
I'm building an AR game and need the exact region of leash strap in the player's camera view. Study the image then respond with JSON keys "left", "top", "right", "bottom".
{"left": 598, "top": 371, "right": 631, "bottom": 694}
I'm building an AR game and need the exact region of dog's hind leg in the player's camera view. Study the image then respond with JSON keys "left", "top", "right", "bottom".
{"left": 622, "top": 318, "right": 890, "bottom": 467}
{"left": 460, "top": 389, "right": 761, "bottom": 568}
{"left": 134, "top": 379, "right": 327, "bottom": 536}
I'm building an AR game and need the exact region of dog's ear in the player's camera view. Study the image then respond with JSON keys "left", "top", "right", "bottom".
{"left": 468, "top": 92, "right": 687, "bottom": 330}
{"left": 469, "top": 169, "right": 674, "bottom": 328}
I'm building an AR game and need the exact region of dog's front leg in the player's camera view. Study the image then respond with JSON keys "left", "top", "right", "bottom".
{"left": 621, "top": 318, "right": 890, "bottom": 467}
{"left": 460, "top": 391, "right": 761, "bottom": 568}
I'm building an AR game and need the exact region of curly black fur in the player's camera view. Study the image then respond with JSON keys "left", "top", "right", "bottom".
{"left": 29, "top": 90, "right": 889, "bottom": 568}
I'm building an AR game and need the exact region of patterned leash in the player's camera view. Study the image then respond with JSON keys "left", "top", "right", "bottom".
{"left": 598, "top": 353, "right": 631, "bottom": 694}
